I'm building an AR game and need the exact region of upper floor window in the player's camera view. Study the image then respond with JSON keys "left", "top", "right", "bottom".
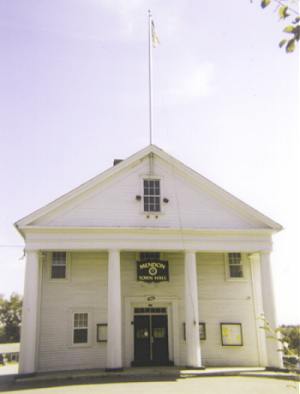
{"left": 143, "top": 179, "right": 161, "bottom": 212}
{"left": 51, "top": 252, "right": 67, "bottom": 279}
{"left": 228, "top": 253, "right": 243, "bottom": 278}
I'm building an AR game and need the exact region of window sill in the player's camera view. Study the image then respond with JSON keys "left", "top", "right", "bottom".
{"left": 142, "top": 211, "right": 164, "bottom": 217}
{"left": 69, "top": 343, "right": 92, "bottom": 349}
{"left": 48, "top": 278, "right": 70, "bottom": 283}
{"left": 225, "top": 277, "right": 248, "bottom": 282}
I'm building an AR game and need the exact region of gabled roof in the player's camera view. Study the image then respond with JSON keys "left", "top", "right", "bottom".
{"left": 15, "top": 144, "right": 282, "bottom": 232}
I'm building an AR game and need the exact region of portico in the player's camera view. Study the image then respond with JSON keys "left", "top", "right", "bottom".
{"left": 16, "top": 145, "right": 283, "bottom": 374}
{"left": 18, "top": 227, "right": 282, "bottom": 373}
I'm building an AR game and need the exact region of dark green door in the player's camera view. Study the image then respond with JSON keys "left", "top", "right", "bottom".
{"left": 151, "top": 315, "right": 169, "bottom": 364}
{"left": 134, "top": 315, "right": 151, "bottom": 364}
{"left": 133, "top": 314, "right": 169, "bottom": 365}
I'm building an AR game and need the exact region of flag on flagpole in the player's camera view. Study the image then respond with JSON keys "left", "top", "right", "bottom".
{"left": 151, "top": 20, "right": 160, "bottom": 47}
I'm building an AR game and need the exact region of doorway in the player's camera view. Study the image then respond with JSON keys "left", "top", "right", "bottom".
{"left": 133, "top": 307, "right": 170, "bottom": 366}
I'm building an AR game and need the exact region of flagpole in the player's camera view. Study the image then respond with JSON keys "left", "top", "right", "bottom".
{"left": 148, "top": 9, "right": 153, "bottom": 146}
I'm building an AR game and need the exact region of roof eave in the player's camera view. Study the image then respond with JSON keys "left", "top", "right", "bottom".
{"left": 15, "top": 144, "right": 155, "bottom": 227}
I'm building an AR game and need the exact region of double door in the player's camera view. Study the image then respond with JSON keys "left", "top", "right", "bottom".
{"left": 133, "top": 309, "right": 169, "bottom": 366}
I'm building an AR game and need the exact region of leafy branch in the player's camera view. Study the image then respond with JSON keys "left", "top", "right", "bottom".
{"left": 252, "top": 0, "right": 300, "bottom": 53}
{"left": 258, "top": 314, "right": 300, "bottom": 373}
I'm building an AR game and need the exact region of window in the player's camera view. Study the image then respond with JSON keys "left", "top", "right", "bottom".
{"left": 51, "top": 252, "right": 67, "bottom": 279}
{"left": 228, "top": 253, "right": 243, "bottom": 278}
{"left": 73, "top": 313, "right": 88, "bottom": 344}
{"left": 134, "top": 307, "right": 167, "bottom": 314}
{"left": 48, "top": 251, "right": 70, "bottom": 281}
{"left": 153, "top": 327, "right": 166, "bottom": 338}
{"left": 143, "top": 179, "right": 161, "bottom": 212}
{"left": 140, "top": 252, "right": 160, "bottom": 261}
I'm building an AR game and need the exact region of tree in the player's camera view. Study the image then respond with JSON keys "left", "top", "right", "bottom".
{"left": 280, "top": 325, "right": 300, "bottom": 356}
{"left": 0, "top": 293, "right": 23, "bottom": 343}
{"left": 259, "top": 314, "right": 300, "bottom": 374}
{"left": 251, "top": 0, "right": 300, "bottom": 53}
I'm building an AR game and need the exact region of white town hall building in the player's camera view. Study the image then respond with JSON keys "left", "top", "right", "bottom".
{"left": 15, "top": 145, "right": 283, "bottom": 374}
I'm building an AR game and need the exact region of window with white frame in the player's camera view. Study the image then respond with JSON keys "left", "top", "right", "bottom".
{"left": 143, "top": 179, "right": 161, "bottom": 212}
{"left": 73, "top": 313, "right": 88, "bottom": 344}
{"left": 228, "top": 253, "right": 244, "bottom": 278}
{"left": 140, "top": 252, "right": 160, "bottom": 261}
{"left": 51, "top": 252, "right": 67, "bottom": 279}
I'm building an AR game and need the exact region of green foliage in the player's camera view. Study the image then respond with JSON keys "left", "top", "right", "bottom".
{"left": 286, "top": 38, "right": 296, "bottom": 52}
{"left": 278, "top": 5, "right": 290, "bottom": 19}
{"left": 253, "top": 0, "right": 300, "bottom": 53}
{"left": 258, "top": 314, "right": 300, "bottom": 372}
{"left": 261, "top": 0, "right": 272, "bottom": 8}
{"left": 0, "top": 293, "right": 23, "bottom": 343}
{"left": 280, "top": 325, "right": 300, "bottom": 356}
{"left": 0, "top": 326, "right": 5, "bottom": 342}
{"left": 283, "top": 25, "right": 295, "bottom": 32}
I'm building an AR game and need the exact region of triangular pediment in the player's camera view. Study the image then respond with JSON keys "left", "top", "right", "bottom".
{"left": 16, "top": 145, "right": 281, "bottom": 232}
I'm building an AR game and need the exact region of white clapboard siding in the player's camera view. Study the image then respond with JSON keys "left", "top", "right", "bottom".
{"left": 38, "top": 251, "right": 259, "bottom": 371}
{"left": 32, "top": 155, "right": 264, "bottom": 229}
{"left": 199, "top": 300, "right": 258, "bottom": 366}
{"left": 38, "top": 252, "right": 108, "bottom": 372}
{"left": 197, "top": 253, "right": 259, "bottom": 366}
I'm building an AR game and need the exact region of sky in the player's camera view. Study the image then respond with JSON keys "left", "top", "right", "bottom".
{"left": 0, "top": 0, "right": 299, "bottom": 325}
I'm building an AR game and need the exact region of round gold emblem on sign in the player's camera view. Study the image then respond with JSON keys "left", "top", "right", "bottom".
{"left": 149, "top": 266, "right": 158, "bottom": 276}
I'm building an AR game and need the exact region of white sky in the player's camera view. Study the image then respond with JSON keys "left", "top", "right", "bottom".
{"left": 0, "top": 1, "right": 299, "bottom": 324}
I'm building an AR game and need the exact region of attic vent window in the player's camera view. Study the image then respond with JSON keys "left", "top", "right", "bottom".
{"left": 143, "top": 179, "right": 160, "bottom": 212}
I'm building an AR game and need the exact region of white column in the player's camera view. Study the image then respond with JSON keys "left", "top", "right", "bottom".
{"left": 249, "top": 253, "right": 267, "bottom": 366}
{"left": 260, "top": 251, "right": 283, "bottom": 368}
{"left": 184, "top": 250, "right": 202, "bottom": 368}
{"left": 19, "top": 250, "right": 40, "bottom": 374}
{"left": 106, "top": 249, "right": 122, "bottom": 370}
